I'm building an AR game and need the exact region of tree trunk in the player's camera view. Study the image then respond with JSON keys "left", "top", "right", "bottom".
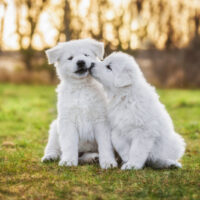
{"left": 63, "top": 0, "right": 71, "bottom": 41}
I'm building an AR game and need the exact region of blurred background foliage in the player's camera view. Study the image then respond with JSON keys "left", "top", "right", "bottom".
{"left": 0, "top": 0, "right": 200, "bottom": 87}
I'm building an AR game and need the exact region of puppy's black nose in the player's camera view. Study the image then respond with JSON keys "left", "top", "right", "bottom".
{"left": 77, "top": 60, "right": 85, "bottom": 69}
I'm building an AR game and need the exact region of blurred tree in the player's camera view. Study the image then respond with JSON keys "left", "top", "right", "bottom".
{"left": 190, "top": 6, "right": 200, "bottom": 48}
{"left": 87, "top": 0, "right": 111, "bottom": 50}
{"left": 165, "top": 14, "right": 175, "bottom": 49}
{"left": 53, "top": 0, "right": 83, "bottom": 42}
{"left": 63, "top": 0, "right": 71, "bottom": 41}
{"left": 1, "top": 0, "right": 200, "bottom": 51}
{"left": 87, "top": 0, "right": 105, "bottom": 40}
{"left": 0, "top": 0, "right": 7, "bottom": 52}
{"left": 15, "top": 0, "right": 49, "bottom": 71}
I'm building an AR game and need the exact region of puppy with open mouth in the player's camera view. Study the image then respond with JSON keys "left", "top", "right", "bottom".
{"left": 89, "top": 52, "right": 185, "bottom": 170}
{"left": 41, "top": 39, "right": 117, "bottom": 169}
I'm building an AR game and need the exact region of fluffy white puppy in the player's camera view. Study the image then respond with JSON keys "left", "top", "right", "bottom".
{"left": 41, "top": 39, "right": 117, "bottom": 169}
{"left": 89, "top": 52, "right": 185, "bottom": 170}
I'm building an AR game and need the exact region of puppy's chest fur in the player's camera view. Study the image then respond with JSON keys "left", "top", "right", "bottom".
{"left": 57, "top": 83, "right": 106, "bottom": 141}
{"left": 108, "top": 95, "right": 146, "bottom": 136}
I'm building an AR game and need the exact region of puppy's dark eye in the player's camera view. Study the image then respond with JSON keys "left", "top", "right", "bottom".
{"left": 106, "top": 65, "right": 112, "bottom": 71}
{"left": 84, "top": 54, "right": 89, "bottom": 57}
{"left": 68, "top": 56, "right": 73, "bottom": 60}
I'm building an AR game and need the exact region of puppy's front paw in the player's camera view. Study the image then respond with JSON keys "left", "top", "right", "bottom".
{"left": 121, "top": 162, "right": 143, "bottom": 170}
{"left": 41, "top": 153, "right": 60, "bottom": 162}
{"left": 100, "top": 159, "right": 118, "bottom": 169}
{"left": 59, "top": 159, "right": 78, "bottom": 167}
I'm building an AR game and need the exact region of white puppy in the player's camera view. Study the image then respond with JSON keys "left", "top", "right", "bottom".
{"left": 89, "top": 52, "right": 185, "bottom": 170}
{"left": 41, "top": 39, "right": 117, "bottom": 169}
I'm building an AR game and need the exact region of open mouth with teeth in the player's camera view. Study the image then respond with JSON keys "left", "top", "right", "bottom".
{"left": 75, "top": 68, "right": 88, "bottom": 74}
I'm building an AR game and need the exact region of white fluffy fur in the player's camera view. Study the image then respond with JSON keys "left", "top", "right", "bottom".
{"left": 90, "top": 52, "right": 186, "bottom": 170}
{"left": 41, "top": 39, "right": 117, "bottom": 169}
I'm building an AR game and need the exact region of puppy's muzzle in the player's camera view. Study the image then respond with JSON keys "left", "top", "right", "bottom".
{"left": 75, "top": 60, "right": 88, "bottom": 74}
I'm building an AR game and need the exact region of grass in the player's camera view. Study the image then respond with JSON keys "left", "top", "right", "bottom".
{"left": 0, "top": 84, "right": 200, "bottom": 200}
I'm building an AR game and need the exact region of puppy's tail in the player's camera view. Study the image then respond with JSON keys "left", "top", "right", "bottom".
{"left": 173, "top": 132, "right": 186, "bottom": 160}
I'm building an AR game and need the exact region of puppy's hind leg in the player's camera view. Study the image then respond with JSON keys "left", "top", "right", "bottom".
{"left": 111, "top": 133, "right": 130, "bottom": 163}
{"left": 149, "top": 159, "right": 182, "bottom": 169}
{"left": 41, "top": 120, "right": 61, "bottom": 162}
{"left": 121, "top": 133, "right": 155, "bottom": 170}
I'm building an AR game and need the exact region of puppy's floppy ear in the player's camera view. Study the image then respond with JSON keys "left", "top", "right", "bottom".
{"left": 87, "top": 39, "right": 104, "bottom": 60}
{"left": 114, "top": 68, "right": 132, "bottom": 88}
{"left": 45, "top": 44, "right": 63, "bottom": 64}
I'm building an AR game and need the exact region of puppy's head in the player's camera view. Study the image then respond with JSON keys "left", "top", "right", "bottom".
{"left": 45, "top": 39, "right": 104, "bottom": 80}
{"left": 89, "top": 52, "right": 141, "bottom": 91}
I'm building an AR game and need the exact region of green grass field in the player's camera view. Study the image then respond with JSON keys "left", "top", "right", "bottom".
{"left": 0, "top": 84, "right": 199, "bottom": 200}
